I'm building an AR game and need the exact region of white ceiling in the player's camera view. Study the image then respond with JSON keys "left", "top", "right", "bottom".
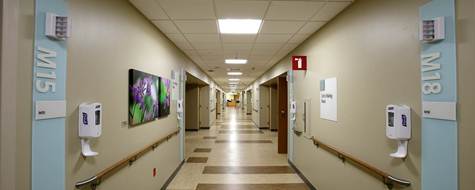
{"left": 130, "top": 0, "right": 353, "bottom": 91}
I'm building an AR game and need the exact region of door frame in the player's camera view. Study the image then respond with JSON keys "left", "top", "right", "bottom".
{"left": 1, "top": 0, "right": 19, "bottom": 189}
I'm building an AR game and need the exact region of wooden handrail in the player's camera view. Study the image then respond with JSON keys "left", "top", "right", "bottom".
{"left": 309, "top": 136, "right": 411, "bottom": 189}
{"left": 75, "top": 129, "right": 180, "bottom": 189}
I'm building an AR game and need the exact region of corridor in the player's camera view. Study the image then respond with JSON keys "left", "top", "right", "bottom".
{"left": 2, "top": 0, "right": 474, "bottom": 190}
{"left": 167, "top": 107, "right": 309, "bottom": 190}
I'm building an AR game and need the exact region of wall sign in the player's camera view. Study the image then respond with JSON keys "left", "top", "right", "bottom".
{"left": 320, "top": 78, "right": 337, "bottom": 121}
{"left": 420, "top": 1, "right": 458, "bottom": 190}
{"left": 291, "top": 56, "right": 307, "bottom": 70}
{"left": 32, "top": 1, "right": 69, "bottom": 190}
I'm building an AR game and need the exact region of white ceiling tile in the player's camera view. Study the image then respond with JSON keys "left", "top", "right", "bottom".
{"left": 215, "top": 0, "right": 269, "bottom": 19}
{"left": 165, "top": 34, "right": 188, "bottom": 43}
{"left": 311, "top": 2, "right": 351, "bottom": 21}
{"left": 174, "top": 20, "right": 218, "bottom": 34}
{"left": 298, "top": 22, "right": 326, "bottom": 34}
{"left": 196, "top": 49, "right": 223, "bottom": 56}
{"left": 184, "top": 34, "right": 220, "bottom": 43}
{"left": 192, "top": 43, "right": 222, "bottom": 50}
{"left": 152, "top": 20, "right": 180, "bottom": 34}
{"left": 255, "top": 34, "right": 293, "bottom": 43}
{"left": 175, "top": 42, "right": 194, "bottom": 50}
{"left": 223, "top": 50, "right": 251, "bottom": 57}
{"left": 221, "top": 34, "right": 256, "bottom": 43}
{"left": 130, "top": 0, "right": 169, "bottom": 20}
{"left": 249, "top": 54, "right": 273, "bottom": 61}
{"left": 265, "top": 1, "right": 325, "bottom": 20}
{"left": 158, "top": 0, "right": 215, "bottom": 20}
{"left": 222, "top": 43, "right": 253, "bottom": 50}
{"left": 288, "top": 34, "right": 311, "bottom": 43}
{"left": 260, "top": 21, "right": 306, "bottom": 34}
{"left": 280, "top": 43, "right": 300, "bottom": 52}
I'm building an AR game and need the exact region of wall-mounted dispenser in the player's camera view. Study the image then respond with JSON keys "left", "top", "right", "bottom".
{"left": 177, "top": 99, "right": 183, "bottom": 120}
{"left": 420, "top": 16, "right": 445, "bottom": 43}
{"left": 386, "top": 105, "right": 411, "bottom": 158}
{"left": 45, "top": 12, "right": 71, "bottom": 40}
{"left": 290, "top": 100, "right": 297, "bottom": 121}
{"left": 79, "top": 103, "right": 102, "bottom": 157}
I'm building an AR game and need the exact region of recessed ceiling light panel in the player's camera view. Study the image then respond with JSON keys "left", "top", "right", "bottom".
{"left": 228, "top": 78, "right": 240, "bottom": 81}
{"left": 218, "top": 19, "right": 262, "bottom": 34}
{"left": 227, "top": 72, "right": 243, "bottom": 76}
{"left": 225, "top": 59, "right": 247, "bottom": 64}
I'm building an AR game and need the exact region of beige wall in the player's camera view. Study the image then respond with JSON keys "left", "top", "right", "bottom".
{"left": 456, "top": 0, "right": 475, "bottom": 189}
{"left": 250, "top": 0, "right": 427, "bottom": 189}
{"left": 66, "top": 0, "right": 218, "bottom": 189}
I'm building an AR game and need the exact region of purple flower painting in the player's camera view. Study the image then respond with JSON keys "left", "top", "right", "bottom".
{"left": 129, "top": 69, "right": 159, "bottom": 126}
{"left": 158, "top": 77, "right": 171, "bottom": 117}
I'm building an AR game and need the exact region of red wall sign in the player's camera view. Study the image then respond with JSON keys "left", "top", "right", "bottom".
{"left": 291, "top": 56, "right": 307, "bottom": 70}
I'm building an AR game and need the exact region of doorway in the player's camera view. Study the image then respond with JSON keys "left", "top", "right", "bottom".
{"left": 261, "top": 73, "right": 288, "bottom": 154}
{"left": 216, "top": 90, "right": 220, "bottom": 119}
{"left": 184, "top": 73, "right": 207, "bottom": 132}
{"left": 246, "top": 90, "right": 252, "bottom": 115}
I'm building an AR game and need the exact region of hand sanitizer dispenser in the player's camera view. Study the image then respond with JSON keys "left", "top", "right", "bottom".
{"left": 386, "top": 105, "right": 411, "bottom": 158}
{"left": 79, "top": 103, "right": 102, "bottom": 157}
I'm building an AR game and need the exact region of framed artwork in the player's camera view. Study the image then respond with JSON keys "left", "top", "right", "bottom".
{"left": 158, "top": 77, "right": 171, "bottom": 117}
{"left": 128, "top": 69, "right": 159, "bottom": 126}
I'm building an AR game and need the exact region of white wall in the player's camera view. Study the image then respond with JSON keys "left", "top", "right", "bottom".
{"left": 246, "top": 0, "right": 425, "bottom": 189}
{"left": 66, "top": 0, "right": 220, "bottom": 189}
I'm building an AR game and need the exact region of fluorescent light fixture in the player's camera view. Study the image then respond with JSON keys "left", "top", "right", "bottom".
{"left": 229, "top": 82, "right": 239, "bottom": 85}
{"left": 225, "top": 59, "right": 247, "bottom": 64}
{"left": 227, "top": 72, "right": 243, "bottom": 76}
{"left": 218, "top": 19, "right": 262, "bottom": 34}
{"left": 228, "top": 78, "right": 240, "bottom": 81}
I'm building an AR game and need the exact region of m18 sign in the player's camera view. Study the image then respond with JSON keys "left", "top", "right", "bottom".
{"left": 292, "top": 56, "right": 307, "bottom": 70}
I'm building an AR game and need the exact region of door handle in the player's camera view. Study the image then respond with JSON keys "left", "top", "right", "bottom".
{"left": 281, "top": 110, "right": 285, "bottom": 114}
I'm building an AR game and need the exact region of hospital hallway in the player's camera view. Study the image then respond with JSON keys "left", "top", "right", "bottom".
{"left": 167, "top": 107, "right": 309, "bottom": 190}
{"left": 2, "top": 0, "right": 475, "bottom": 190}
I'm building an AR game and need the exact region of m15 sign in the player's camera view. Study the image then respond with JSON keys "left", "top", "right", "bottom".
{"left": 292, "top": 56, "right": 307, "bottom": 70}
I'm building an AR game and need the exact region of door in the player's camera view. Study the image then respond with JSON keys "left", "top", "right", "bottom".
{"left": 246, "top": 91, "right": 252, "bottom": 115}
{"left": 259, "top": 86, "right": 270, "bottom": 129}
{"left": 278, "top": 76, "right": 288, "bottom": 154}
{"left": 199, "top": 86, "right": 210, "bottom": 128}
{"left": 216, "top": 91, "right": 220, "bottom": 119}
{"left": 270, "top": 86, "right": 278, "bottom": 131}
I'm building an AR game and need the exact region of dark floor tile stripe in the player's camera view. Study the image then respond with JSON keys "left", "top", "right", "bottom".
{"left": 186, "top": 157, "right": 208, "bottom": 163}
{"left": 215, "top": 140, "right": 272, "bottom": 143}
{"left": 218, "top": 130, "right": 263, "bottom": 134}
{"left": 194, "top": 148, "right": 212, "bottom": 153}
{"left": 196, "top": 183, "right": 310, "bottom": 190}
{"left": 203, "top": 166, "right": 295, "bottom": 174}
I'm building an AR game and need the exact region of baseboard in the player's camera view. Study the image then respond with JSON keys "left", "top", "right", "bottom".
{"left": 271, "top": 129, "right": 278, "bottom": 132}
{"left": 161, "top": 160, "right": 185, "bottom": 190}
{"left": 288, "top": 160, "right": 317, "bottom": 190}
{"left": 259, "top": 127, "right": 270, "bottom": 130}
{"left": 200, "top": 127, "right": 210, "bottom": 129}
{"left": 246, "top": 113, "right": 252, "bottom": 115}
{"left": 185, "top": 129, "right": 199, "bottom": 131}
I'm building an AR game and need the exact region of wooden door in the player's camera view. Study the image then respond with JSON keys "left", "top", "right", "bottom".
{"left": 277, "top": 76, "right": 288, "bottom": 154}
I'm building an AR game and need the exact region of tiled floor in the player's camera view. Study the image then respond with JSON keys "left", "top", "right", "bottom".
{"left": 167, "top": 107, "right": 309, "bottom": 190}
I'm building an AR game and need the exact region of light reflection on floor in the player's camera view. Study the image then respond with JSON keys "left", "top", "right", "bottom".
{"left": 167, "top": 107, "right": 304, "bottom": 190}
